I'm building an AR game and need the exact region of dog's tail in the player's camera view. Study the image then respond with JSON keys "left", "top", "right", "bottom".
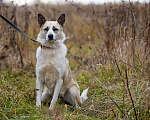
{"left": 81, "top": 87, "right": 89, "bottom": 102}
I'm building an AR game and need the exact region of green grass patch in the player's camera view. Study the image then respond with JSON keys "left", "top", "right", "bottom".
{"left": 0, "top": 63, "right": 149, "bottom": 119}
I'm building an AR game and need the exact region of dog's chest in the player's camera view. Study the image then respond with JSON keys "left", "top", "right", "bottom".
{"left": 37, "top": 49, "right": 62, "bottom": 66}
{"left": 36, "top": 45, "right": 67, "bottom": 86}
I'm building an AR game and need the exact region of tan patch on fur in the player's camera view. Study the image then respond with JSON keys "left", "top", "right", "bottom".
{"left": 61, "top": 59, "right": 79, "bottom": 93}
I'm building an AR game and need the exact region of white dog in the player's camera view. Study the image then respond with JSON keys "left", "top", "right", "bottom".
{"left": 36, "top": 14, "right": 88, "bottom": 110}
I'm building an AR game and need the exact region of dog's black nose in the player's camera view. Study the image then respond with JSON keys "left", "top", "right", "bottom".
{"left": 48, "top": 34, "right": 53, "bottom": 40}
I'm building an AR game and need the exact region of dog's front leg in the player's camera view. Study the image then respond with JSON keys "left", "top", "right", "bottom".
{"left": 36, "top": 77, "right": 43, "bottom": 108}
{"left": 49, "top": 79, "right": 63, "bottom": 109}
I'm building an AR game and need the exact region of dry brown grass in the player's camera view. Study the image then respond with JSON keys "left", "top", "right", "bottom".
{"left": 0, "top": 2, "right": 149, "bottom": 69}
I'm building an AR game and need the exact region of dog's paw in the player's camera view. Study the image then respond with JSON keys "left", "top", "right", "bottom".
{"left": 49, "top": 106, "right": 54, "bottom": 110}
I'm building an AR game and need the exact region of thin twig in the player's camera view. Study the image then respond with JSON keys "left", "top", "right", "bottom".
{"left": 114, "top": 60, "right": 123, "bottom": 82}
{"left": 111, "top": 108, "right": 117, "bottom": 119}
{"left": 109, "top": 96, "right": 127, "bottom": 119}
{"left": 114, "top": 60, "right": 126, "bottom": 115}
{"left": 125, "top": 68, "right": 138, "bottom": 120}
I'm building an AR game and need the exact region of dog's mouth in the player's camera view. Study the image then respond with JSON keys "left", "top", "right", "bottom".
{"left": 46, "top": 39, "right": 56, "bottom": 42}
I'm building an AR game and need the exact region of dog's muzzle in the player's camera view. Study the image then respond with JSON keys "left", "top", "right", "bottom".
{"left": 48, "top": 34, "right": 53, "bottom": 41}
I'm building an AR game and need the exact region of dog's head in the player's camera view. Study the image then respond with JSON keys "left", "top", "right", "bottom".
{"left": 37, "top": 14, "right": 66, "bottom": 48}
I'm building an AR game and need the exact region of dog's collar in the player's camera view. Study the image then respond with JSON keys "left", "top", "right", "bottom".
{"left": 40, "top": 44, "right": 58, "bottom": 49}
{"left": 41, "top": 44, "right": 52, "bottom": 49}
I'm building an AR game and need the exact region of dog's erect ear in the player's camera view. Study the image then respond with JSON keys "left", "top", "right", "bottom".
{"left": 38, "top": 14, "right": 46, "bottom": 27}
{"left": 57, "top": 14, "right": 65, "bottom": 27}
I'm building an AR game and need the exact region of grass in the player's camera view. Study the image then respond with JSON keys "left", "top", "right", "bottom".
{"left": 0, "top": 60, "right": 149, "bottom": 119}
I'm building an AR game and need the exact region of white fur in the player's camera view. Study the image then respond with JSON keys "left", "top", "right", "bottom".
{"left": 81, "top": 87, "right": 89, "bottom": 102}
{"left": 36, "top": 15, "right": 88, "bottom": 110}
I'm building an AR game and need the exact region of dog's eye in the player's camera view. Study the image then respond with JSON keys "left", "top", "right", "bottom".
{"left": 44, "top": 27, "right": 49, "bottom": 31}
{"left": 53, "top": 28, "right": 58, "bottom": 32}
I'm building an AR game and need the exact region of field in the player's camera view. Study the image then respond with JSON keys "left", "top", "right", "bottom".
{"left": 0, "top": 0, "right": 150, "bottom": 119}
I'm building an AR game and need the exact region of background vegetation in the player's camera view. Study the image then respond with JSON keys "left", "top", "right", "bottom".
{"left": 0, "top": 0, "right": 149, "bottom": 119}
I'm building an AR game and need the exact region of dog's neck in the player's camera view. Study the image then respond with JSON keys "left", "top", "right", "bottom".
{"left": 40, "top": 41, "right": 63, "bottom": 49}
{"left": 40, "top": 44, "right": 59, "bottom": 49}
